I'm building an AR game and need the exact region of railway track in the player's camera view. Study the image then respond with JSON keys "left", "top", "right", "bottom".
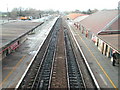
{"left": 64, "top": 28, "right": 86, "bottom": 89}
{"left": 16, "top": 17, "right": 99, "bottom": 89}
{"left": 16, "top": 17, "right": 61, "bottom": 89}
{"left": 49, "top": 19, "right": 68, "bottom": 88}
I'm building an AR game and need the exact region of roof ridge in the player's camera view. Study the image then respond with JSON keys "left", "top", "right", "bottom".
{"left": 98, "top": 13, "right": 119, "bottom": 34}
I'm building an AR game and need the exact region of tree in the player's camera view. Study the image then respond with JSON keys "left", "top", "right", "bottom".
{"left": 87, "top": 9, "right": 92, "bottom": 14}
{"left": 81, "top": 9, "right": 98, "bottom": 15}
{"left": 74, "top": 9, "right": 81, "bottom": 13}
{"left": 8, "top": 7, "right": 60, "bottom": 19}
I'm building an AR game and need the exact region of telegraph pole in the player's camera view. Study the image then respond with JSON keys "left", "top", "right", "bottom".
{"left": 7, "top": 4, "right": 9, "bottom": 21}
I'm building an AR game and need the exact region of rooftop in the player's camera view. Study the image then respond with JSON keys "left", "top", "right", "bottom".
{"left": 1, "top": 21, "right": 42, "bottom": 48}
{"left": 73, "top": 15, "right": 89, "bottom": 22}
{"left": 79, "top": 10, "right": 118, "bottom": 34}
{"left": 105, "top": 17, "right": 119, "bottom": 30}
{"left": 67, "top": 13, "right": 87, "bottom": 20}
{"left": 97, "top": 34, "right": 120, "bottom": 53}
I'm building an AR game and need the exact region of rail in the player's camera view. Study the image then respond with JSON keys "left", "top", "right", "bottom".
{"left": 67, "top": 23, "right": 100, "bottom": 89}
{"left": 15, "top": 17, "right": 59, "bottom": 89}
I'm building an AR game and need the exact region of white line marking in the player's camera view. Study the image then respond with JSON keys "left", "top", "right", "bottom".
{"left": 67, "top": 23, "right": 100, "bottom": 89}
{"left": 99, "top": 74, "right": 108, "bottom": 86}
{"left": 15, "top": 17, "right": 59, "bottom": 89}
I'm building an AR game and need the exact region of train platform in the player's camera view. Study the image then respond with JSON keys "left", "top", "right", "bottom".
{"left": 67, "top": 21, "right": 118, "bottom": 88}
{"left": 0, "top": 20, "right": 17, "bottom": 25}
{"left": 0, "top": 17, "right": 58, "bottom": 89}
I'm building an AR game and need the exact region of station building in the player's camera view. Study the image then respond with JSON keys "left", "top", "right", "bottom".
{"left": 0, "top": 21, "right": 43, "bottom": 61}
{"left": 73, "top": 10, "right": 120, "bottom": 63}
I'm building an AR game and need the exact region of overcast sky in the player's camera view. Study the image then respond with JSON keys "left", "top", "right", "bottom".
{"left": 0, "top": 0, "right": 119, "bottom": 12}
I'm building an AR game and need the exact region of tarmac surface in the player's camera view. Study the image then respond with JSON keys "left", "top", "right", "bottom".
{"left": 68, "top": 21, "right": 118, "bottom": 88}
{"left": 1, "top": 17, "right": 58, "bottom": 89}
{"left": 0, "top": 20, "right": 17, "bottom": 24}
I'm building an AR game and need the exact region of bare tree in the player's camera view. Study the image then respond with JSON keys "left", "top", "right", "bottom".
{"left": 8, "top": 7, "right": 60, "bottom": 19}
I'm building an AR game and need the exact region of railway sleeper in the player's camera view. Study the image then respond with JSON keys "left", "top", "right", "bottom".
{"left": 64, "top": 29, "right": 86, "bottom": 89}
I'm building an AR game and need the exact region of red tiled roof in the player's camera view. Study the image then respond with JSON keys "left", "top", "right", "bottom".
{"left": 79, "top": 10, "right": 118, "bottom": 34}
{"left": 67, "top": 13, "right": 87, "bottom": 20}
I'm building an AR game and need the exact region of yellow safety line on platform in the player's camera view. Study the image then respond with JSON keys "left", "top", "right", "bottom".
{"left": 0, "top": 55, "right": 26, "bottom": 87}
{"left": 78, "top": 33, "right": 117, "bottom": 89}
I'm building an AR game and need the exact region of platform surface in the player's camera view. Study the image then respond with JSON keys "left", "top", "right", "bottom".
{"left": 0, "top": 18, "right": 58, "bottom": 89}
{"left": 68, "top": 22, "right": 118, "bottom": 88}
